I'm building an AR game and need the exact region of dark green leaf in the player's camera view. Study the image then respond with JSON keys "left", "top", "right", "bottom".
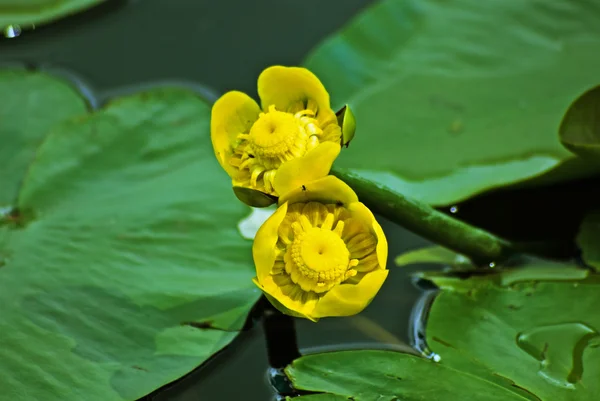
{"left": 233, "top": 186, "right": 276, "bottom": 208}
{"left": 394, "top": 246, "right": 472, "bottom": 269}
{"left": 286, "top": 350, "right": 535, "bottom": 401}
{"left": 425, "top": 266, "right": 600, "bottom": 400}
{"left": 0, "top": 73, "right": 260, "bottom": 401}
{"left": 288, "top": 394, "right": 351, "bottom": 401}
{"left": 576, "top": 211, "right": 600, "bottom": 271}
{"left": 0, "top": 69, "right": 88, "bottom": 207}
{"left": 306, "top": 0, "right": 600, "bottom": 206}
{"left": 559, "top": 85, "right": 600, "bottom": 158}
{"left": 286, "top": 263, "right": 600, "bottom": 400}
{"left": 0, "top": 0, "right": 105, "bottom": 30}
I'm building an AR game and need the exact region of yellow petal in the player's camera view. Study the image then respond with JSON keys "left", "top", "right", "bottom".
{"left": 258, "top": 66, "right": 331, "bottom": 115}
{"left": 211, "top": 91, "right": 260, "bottom": 179}
{"left": 279, "top": 175, "right": 358, "bottom": 207}
{"left": 348, "top": 202, "right": 388, "bottom": 269}
{"left": 373, "top": 220, "right": 388, "bottom": 269}
{"left": 252, "top": 277, "right": 318, "bottom": 321}
{"left": 312, "top": 270, "right": 389, "bottom": 318}
{"left": 272, "top": 141, "right": 341, "bottom": 197}
{"left": 253, "top": 202, "right": 288, "bottom": 281}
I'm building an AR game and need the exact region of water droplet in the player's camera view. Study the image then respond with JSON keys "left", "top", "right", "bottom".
{"left": 488, "top": 262, "right": 496, "bottom": 268}
{"left": 3, "top": 24, "right": 21, "bottom": 38}
{"left": 449, "top": 206, "right": 458, "bottom": 214}
{"left": 516, "top": 322, "right": 599, "bottom": 388}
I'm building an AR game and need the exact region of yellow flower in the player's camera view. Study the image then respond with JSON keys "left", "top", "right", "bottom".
{"left": 252, "top": 169, "right": 388, "bottom": 321}
{"left": 211, "top": 66, "right": 343, "bottom": 207}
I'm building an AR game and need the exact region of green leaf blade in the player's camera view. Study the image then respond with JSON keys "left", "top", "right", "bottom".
{"left": 559, "top": 85, "right": 600, "bottom": 158}
{"left": 285, "top": 263, "right": 600, "bottom": 400}
{"left": 0, "top": 69, "right": 88, "bottom": 207}
{"left": 0, "top": 0, "right": 106, "bottom": 30}
{"left": 0, "top": 77, "right": 260, "bottom": 400}
{"left": 305, "top": 0, "right": 600, "bottom": 205}
{"left": 286, "top": 350, "right": 532, "bottom": 401}
{"left": 426, "top": 269, "right": 600, "bottom": 400}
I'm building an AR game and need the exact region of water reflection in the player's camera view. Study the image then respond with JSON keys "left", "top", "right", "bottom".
{"left": 408, "top": 290, "right": 441, "bottom": 362}
{"left": 3, "top": 25, "right": 21, "bottom": 39}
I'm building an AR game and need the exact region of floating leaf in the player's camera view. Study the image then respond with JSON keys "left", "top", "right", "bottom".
{"left": 0, "top": 72, "right": 260, "bottom": 401}
{"left": 0, "top": 69, "right": 88, "bottom": 206}
{"left": 424, "top": 266, "right": 600, "bottom": 400}
{"left": 394, "top": 246, "right": 471, "bottom": 269}
{"left": 305, "top": 0, "right": 600, "bottom": 206}
{"left": 576, "top": 211, "right": 600, "bottom": 271}
{"left": 0, "top": 0, "right": 106, "bottom": 31}
{"left": 288, "top": 395, "right": 351, "bottom": 401}
{"left": 287, "top": 350, "right": 536, "bottom": 401}
{"left": 560, "top": 85, "right": 600, "bottom": 158}
{"left": 286, "top": 263, "right": 600, "bottom": 400}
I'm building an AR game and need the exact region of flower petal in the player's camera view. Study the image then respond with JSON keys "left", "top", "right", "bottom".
{"left": 211, "top": 91, "right": 260, "bottom": 179}
{"left": 312, "top": 270, "right": 389, "bottom": 318}
{"left": 252, "top": 277, "right": 318, "bottom": 321}
{"left": 273, "top": 141, "right": 341, "bottom": 197}
{"left": 373, "top": 220, "right": 388, "bottom": 269}
{"left": 348, "top": 202, "right": 388, "bottom": 269}
{"left": 258, "top": 66, "right": 331, "bottom": 115}
{"left": 253, "top": 202, "right": 288, "bottom": 281}
{"left": 279, "top": 175, "right": 358, "bottom": 207}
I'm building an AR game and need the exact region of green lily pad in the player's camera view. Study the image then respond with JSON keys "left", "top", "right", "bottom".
{"left": 0, "top": 69, "right": 88, "bottom": 206}
{"left": 287, "top": 350, "right": 537, "bottom": 401}
{"left": 0, "top": 0, "right": 105, "bottom": 31}
{"left": 286, "top": 395, "right": 350, "bottom": 401}
{"left": 576, "top": 211, "right": 600, "bottom": 271}
{"left": 394, "top": 246, "right": 471, "bottom": 269}
{"left": 305, "top": 0, "right": 600, "bottom": 206}
{"left": 286, "top": 263, "right": 600, "bottom": 400}
{"left": 0, "top": 72, "right": 260, "bottom": 401}
{"left": 559, "top": 85, "right": 600, "bottom": 158}
{"left": 425, "top": 267, "right": 600, "bottom": 400}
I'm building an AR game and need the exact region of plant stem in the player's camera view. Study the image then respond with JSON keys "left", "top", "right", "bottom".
{"left": 332, "top": 168, "right": 515, "bottom": 265}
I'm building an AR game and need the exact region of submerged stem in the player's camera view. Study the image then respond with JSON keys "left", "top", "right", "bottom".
{"left": 332, "top": 168, "right": 514, "bottom": 265}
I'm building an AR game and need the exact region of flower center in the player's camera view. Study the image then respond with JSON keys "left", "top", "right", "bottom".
{"left": 296, "top": 228, "right": 349, "bottom": 273}
{"left": 231, "top": 105, "right": 323, "bottom": 194}
{"left": 248, "top": 108, "right": 304, "bottom": 161}
{"left": 285, "top": 213, "right": 358, "bottom": 293}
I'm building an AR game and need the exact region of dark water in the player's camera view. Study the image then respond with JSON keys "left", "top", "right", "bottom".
{"left": 3, "top": 1, "right": 598, "bottom": 399}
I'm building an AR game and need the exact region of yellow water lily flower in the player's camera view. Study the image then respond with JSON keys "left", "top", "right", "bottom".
{"left": 211, "top": 66, "right": 343, "bottom": 206}
{"left": 252, "top": 168, "right": 388, "bottom": 321}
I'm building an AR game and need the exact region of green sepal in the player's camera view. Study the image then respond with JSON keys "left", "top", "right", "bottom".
{"left": 233, "top": 186, "right": 277, "bottom": 208}
{"left": 336, "top": 104, "right": 356, "bottom": 147}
